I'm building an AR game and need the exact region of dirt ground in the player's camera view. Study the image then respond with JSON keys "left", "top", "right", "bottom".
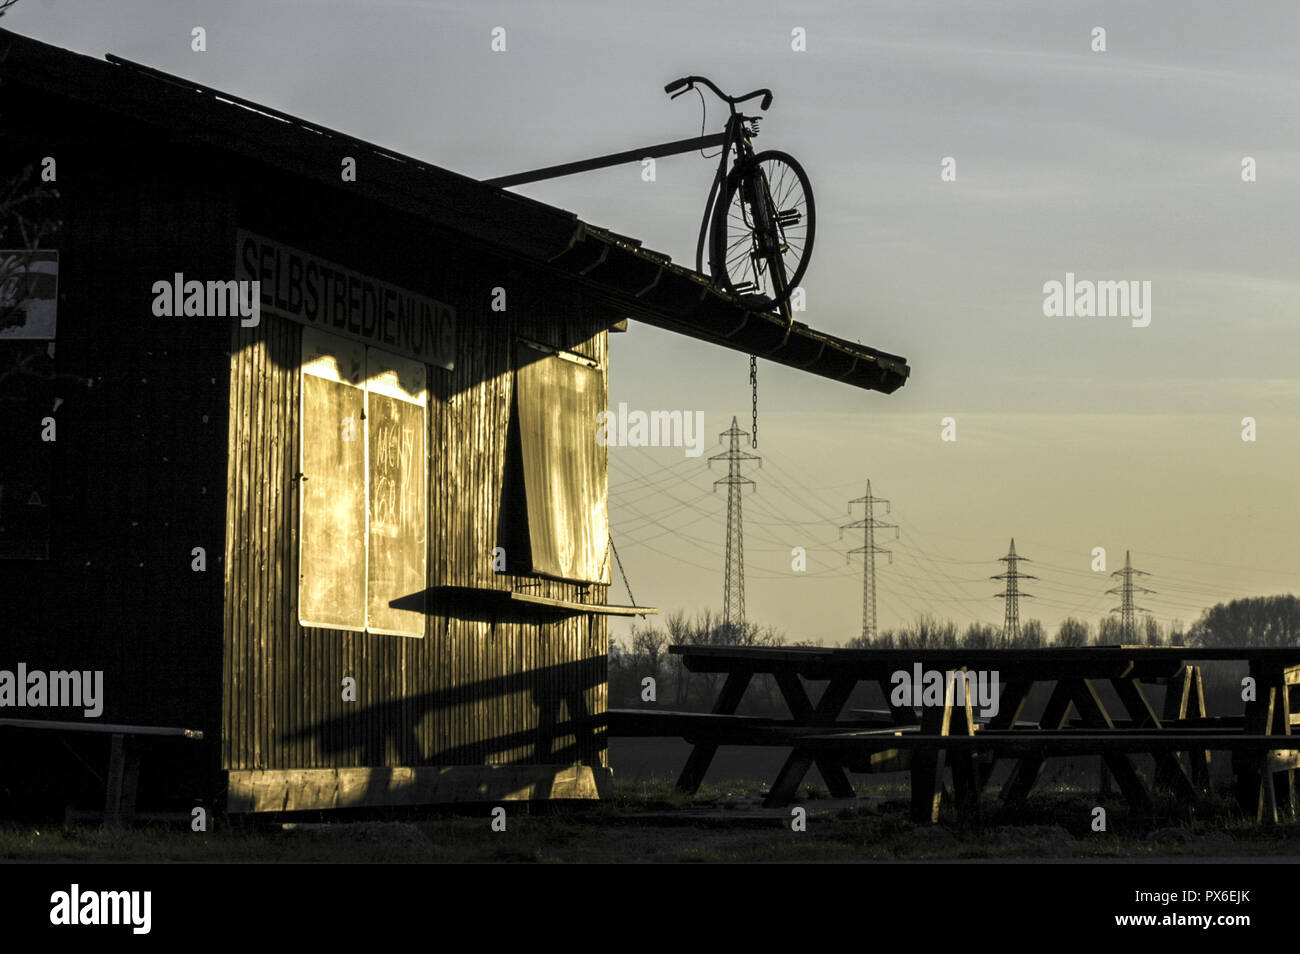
{"left": 3, "top": 779, "right": 1298, "bottom": 863}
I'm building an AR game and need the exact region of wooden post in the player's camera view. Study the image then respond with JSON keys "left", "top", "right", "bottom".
{"left": 676, "top": 669, "right": 751, "bottom": 795}
{"left": 103, "top": 734, "right": 141, "bottom": 829}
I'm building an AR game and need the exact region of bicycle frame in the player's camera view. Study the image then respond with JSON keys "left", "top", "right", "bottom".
{"left": 695, "top": 109, "right": 759, "bottom": 277}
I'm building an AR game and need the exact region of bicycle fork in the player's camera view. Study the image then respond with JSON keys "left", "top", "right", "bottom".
{"left": 744, "top": 174, "right": 796, "bottom": 343}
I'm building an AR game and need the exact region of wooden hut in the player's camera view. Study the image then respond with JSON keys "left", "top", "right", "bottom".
{"left": 0, "top": 29, "right": 908, "bottom": 814}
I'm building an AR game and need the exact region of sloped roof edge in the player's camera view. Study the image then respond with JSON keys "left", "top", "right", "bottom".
{"left": 0, "top": 28, "right": 909, "bottom": 393}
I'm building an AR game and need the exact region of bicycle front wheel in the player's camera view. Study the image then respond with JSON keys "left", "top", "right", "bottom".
{"left": 709, "top": 150, "right": 815, "bottom": 311}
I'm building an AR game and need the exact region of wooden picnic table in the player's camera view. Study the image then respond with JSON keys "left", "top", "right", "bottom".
{"left": 646, "top": 644, "right": 1299, "bottom": 823}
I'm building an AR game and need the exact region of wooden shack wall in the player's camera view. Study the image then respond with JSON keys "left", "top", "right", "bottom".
{"left": 221, "top": 168, "right": 612, "bottom": 803}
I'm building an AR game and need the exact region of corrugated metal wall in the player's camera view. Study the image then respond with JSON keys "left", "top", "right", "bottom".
{"left": 222, "top": 197, "right": 611, "bottom": 775}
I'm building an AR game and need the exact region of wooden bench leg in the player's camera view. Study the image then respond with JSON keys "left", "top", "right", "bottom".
{"left": 1113, "top": 675, "right": 1199, "bottom": 808}
{"left": 1238, "top": 667, "right": 1298, "bottom": 823}
{"left": 947, "top": 671, "right": 979, "bottom": 817}
{"left": 1235, "top": 681, "right": 1274, "bottom": 821}
{"left": 976, "top": 679, "right": 1030, "bottom": 793}
{"left": 676, "top": 670, "right": 751, "bottom": 795}
{"left": 1071, "top": 679, "right": 1153, "bottom": 814}
{"left": 1188, "top": 667, "right": 1212, "bottom": 790}
{"left": 1157, "top": 665, "right": 1193, "bottom": 793}
{"left": 1235, "top": 661, "right": 1297, "bottom": 823}
{"left": 103, "top": 734, "right": 141, "bottom": 829}
{"left": 1159, "top": 665, "right": 1212, "bottom": 791}
{"left": 767, "top": 751, "right": 816, "bottom": 808}
{"left": 1278, "top": 674, "right": 1298, "bottom": 819}
{"left": 810, "top": 679, "right": 858, "bottom": 800}
{"left": 1002, "top": 681, "right": 1073, "bottom": 805}
{"left": 909, "top": 703, "right": 948, "bottom": 824}
{"left": 764, "top": 675, "right": 857, "bottom": 806}
{"left": 910, "top": 673, "right": 971, "bottom": 824}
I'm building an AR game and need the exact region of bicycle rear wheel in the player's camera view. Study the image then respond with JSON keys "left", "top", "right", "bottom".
{"left": 709, "top": 149, "right": 815, "bottom": 311}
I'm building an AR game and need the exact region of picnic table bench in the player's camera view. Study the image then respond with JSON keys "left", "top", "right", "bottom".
{"left": 0, "top": 717, "right": 205, "bottom": 826}
{"left": 608, "top": 644, "right": 1299, "bottom": 824}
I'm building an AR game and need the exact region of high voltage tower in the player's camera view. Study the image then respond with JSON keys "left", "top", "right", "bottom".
{"left": 1107, "top": 550, "right": 1154, "bottom": 641}
{"left": 841, "top": 480, "right": 897, "bottom": 643}
{"left": 992, "top": 538, "right": 1036, "bottom": 642}
{"left": 708, "top": 416, "right": 761, "bottom": 627}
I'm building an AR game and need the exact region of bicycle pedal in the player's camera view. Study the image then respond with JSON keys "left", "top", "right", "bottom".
{"left": 733, "top": 281, "right": 760, "bottom": 294}
{"left": 777, "top": 209, "right": 801, "bottom": 227}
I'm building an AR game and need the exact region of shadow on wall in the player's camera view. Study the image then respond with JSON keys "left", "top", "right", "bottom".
{"left": 282, "top": 654, "right": 608, "bottom": 805}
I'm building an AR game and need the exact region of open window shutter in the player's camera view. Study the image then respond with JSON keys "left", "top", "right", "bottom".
{"left": 514, "top": 341, "right": 609, "bottom": 584}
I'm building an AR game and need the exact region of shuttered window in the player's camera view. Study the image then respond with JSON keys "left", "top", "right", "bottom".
{"left": 298, "top": 328, "right": 427, "bottom": 636}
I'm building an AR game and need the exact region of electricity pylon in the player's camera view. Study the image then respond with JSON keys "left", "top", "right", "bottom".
{"left": 992, "top": 538, "right": 1036, "bottom": 642}
{"left": 841, "top": 480, "right": 897, "bottom": 643}
{"left": 708, "top": 416, "right": 760, "bottom": 627}
{"left": 1107, "top": 550, "right": 1154, "bottom": 642}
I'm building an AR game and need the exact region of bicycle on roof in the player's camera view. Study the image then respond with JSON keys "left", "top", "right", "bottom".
{"left": 663, "top": 75, "right": 815, "bottom": 315}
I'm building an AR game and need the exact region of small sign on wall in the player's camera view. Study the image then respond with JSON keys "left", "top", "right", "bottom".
{"left": 0, "top": 250, "right": 59, "bottom": 340}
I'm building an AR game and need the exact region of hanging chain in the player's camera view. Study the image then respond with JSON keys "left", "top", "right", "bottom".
{"left": 749, "top": 354, "right": 758, "bottom": 448}
{"left": 608, "top": 535, "right": 641, "bottom": 612}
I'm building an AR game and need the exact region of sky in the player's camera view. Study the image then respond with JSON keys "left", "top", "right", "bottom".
{"left": 9, "top": 0, "right": 1299, "bottom": 645}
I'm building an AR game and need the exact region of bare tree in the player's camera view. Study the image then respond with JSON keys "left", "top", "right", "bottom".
{"left": 1142, "top": 614, "right": 1164, "bottom": 647}
{"left": 1055, "top": 617, "right": 1091, "bottom": 647}
{"left": 630, "top": 623, "right": 668, "bottom": 684}
{"left": 1097, "top": 615, "right": 1127, "bottom": 645}
{"left": 1016, "top": 619, "right": 1046, "bottom": 648}
{"left": 961, "top": 622, "right": 998, "bottom": 649}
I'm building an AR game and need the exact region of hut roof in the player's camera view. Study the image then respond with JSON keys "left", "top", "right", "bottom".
{"left": 0, "top": 28, "right": 909, "bottom": 393}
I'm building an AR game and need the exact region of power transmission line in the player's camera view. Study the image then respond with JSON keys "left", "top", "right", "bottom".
{"left": 841, "top": 479, "right": 896, "bottom": 642}
{"left": 709, "top": 416, "right": 761, "bottom": 626}
{"left": 992, "top": 538, "right": 1036, "bottom": 641}
{"left": 1107, "top": 549, "right": 1155, "bottom": 641}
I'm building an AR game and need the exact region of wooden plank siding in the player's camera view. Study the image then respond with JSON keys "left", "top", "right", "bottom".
{"left": 221, "top": 171, "right": 612, "bottom": 801}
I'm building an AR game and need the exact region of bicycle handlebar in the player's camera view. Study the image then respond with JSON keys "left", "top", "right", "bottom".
{"left": 664, "top": 75, "right": 772, "bottom": 111}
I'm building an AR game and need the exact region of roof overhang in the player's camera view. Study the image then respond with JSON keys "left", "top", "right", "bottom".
{"left": 548, "top": 224, "right": 909, "bottom": 393}
{"left": 0, "top": 28, "right": 909, "bottom": 394}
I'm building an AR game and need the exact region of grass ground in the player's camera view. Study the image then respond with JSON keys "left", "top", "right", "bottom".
{"left": 2, "top": 778, "right": 1298, "bottom": 863}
